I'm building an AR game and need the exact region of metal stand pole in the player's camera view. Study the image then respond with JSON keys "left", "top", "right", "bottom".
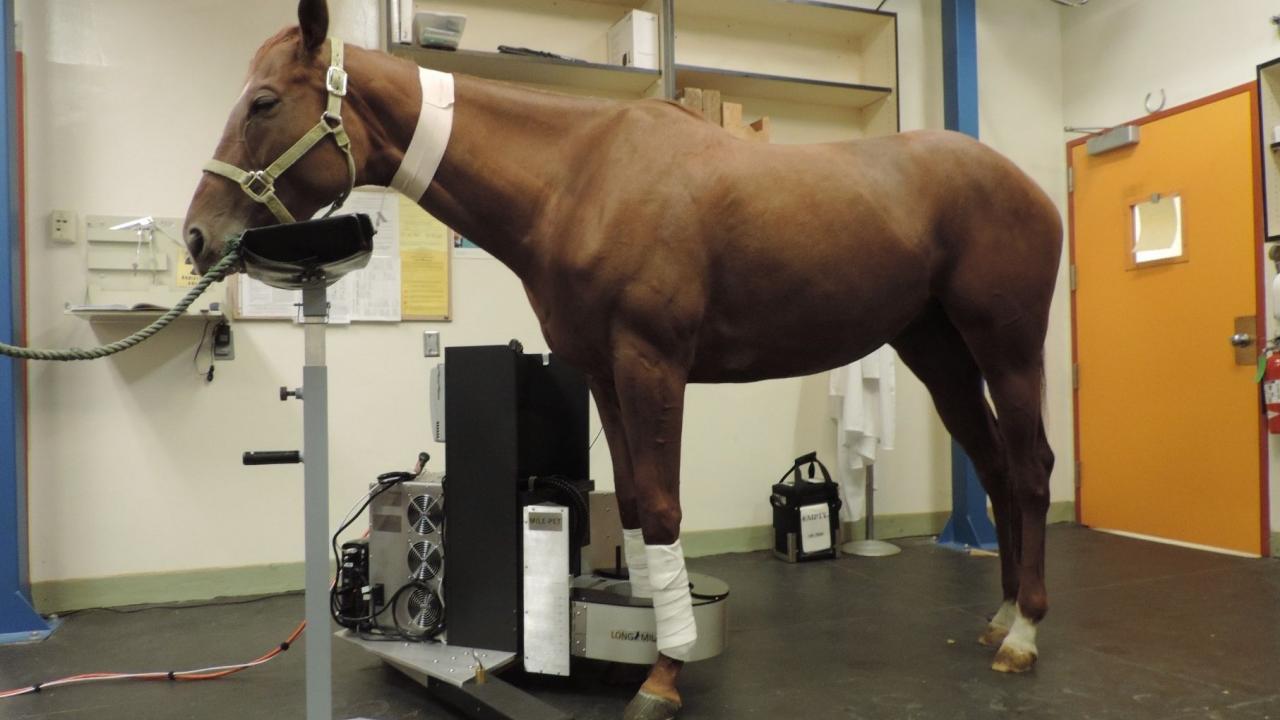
{"left": 301, "top": 285, "right": 332, "bottom": 720}
{"left": 841, "top": 465, "right": 900, "bottom": 557}
{"left": 936, "top": 0, "right": 998, "bottom": 553}
{"left": 660, "top": 0, "right": 675, "bottom": 100}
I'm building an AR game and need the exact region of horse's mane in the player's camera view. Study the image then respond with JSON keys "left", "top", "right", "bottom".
{"left": 250, "top": 26, "right": 301, "bottom": 72}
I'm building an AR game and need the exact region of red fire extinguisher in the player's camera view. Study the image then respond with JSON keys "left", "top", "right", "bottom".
{"left": 1265, "top": 349, "right": 1280, "bottom": 433}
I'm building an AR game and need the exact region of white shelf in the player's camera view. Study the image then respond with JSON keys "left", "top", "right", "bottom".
{"left": 67, "top": 308, "right": 223, "bottom": 323}
{"left": 675, "top": 64, "right": 892, "bottom": 109}
{"left": 675, "top": 0, "right": 893, "bottom": 40}
{"left": 391, "top": 46, "right": 660, "bottom": 96}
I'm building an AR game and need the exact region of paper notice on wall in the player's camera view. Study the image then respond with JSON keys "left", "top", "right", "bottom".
{"left": 230, "top": 190, "right": 458, "bottom": 322}
{"left": 175, "top": 259, "right": 200, "bottom": 289}
{"left": 398, "top": 195, "right": 451, "bottom": 320}
{"left": 237, "top": 276, "right": 299, "bottom": 319}
{"left": 331, "top": 190, "right": 401, "bottom": 322}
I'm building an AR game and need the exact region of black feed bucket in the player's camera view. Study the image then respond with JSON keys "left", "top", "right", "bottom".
{"left": 238, "top": 214, "right": 375, "bottom": 290}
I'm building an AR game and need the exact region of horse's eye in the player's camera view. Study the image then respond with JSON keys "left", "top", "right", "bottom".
{"left": 249, "top": 96, "right": 280, "bottom": 116}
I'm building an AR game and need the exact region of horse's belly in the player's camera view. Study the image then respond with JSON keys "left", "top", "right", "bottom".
{"left": 688, "top": 291, "right": 926, "bottom": 383}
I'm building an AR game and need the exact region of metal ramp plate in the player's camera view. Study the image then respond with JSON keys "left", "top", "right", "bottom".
{"left": 338, "top": 632, "right": 572, "bottom": 720}
{"left": 338, "top": 631, "right": 515, "bottom": 688}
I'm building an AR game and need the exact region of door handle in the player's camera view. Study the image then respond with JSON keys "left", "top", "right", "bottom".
{"left": 1233, "top": 316, "right": 1259, "bottom": 366}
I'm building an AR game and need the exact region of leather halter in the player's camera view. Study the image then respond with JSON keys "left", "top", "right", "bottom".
{"left": 203, "top": 38, "right": 356, "bottom": 224}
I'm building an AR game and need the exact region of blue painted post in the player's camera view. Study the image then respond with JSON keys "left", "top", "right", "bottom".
{"left": 0, "top": 0, "right": 53, "bottom": 643}
{"left": 936, "top": 0, "right": 998, "bottom": 552}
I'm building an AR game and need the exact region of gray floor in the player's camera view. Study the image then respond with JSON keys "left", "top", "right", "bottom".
{"left": 2, "top": 525, "right": 1277, "bottom": 720}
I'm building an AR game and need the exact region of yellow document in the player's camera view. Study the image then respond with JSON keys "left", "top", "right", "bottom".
{"left": 398, "top": 196, "right": 451, "bottom": 320}
{"left": 175, "top": 258, "right": 200, "bottom": 288}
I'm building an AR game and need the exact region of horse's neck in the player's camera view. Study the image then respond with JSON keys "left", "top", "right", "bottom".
{"left": 360, "top": 51, "right": 609, "bottom": 273}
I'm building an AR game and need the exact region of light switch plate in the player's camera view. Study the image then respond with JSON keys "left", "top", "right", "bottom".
{"left": 423, "top": 330, "right": 441, "bottom": 357}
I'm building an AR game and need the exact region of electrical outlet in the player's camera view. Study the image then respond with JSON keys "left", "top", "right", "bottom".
{"left": 49, "top": 210, "right": 76, "bottom": 243}
{"left": 423, "top": 330, "right": 441, "bottom": 357}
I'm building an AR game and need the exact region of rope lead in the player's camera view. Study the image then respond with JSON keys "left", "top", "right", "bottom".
{"left": 0, "top": 239, "right": 241, "bottom": 362}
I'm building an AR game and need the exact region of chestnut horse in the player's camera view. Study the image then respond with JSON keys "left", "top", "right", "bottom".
{"left": 184, "top": 2, "right": 1061, "bottom": 717}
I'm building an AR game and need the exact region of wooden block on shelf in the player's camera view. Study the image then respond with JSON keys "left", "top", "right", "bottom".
{"left": 676, "top": 87, "right": 703, "bottom": 115}
{"left": 748, "top": 116, "right": 772, "bottom": 143}
{"left": 702, "top": 89, "right": 722, "bottom": 126}
{"left": 722, "top": 101, "right": 742, "bottom": 130}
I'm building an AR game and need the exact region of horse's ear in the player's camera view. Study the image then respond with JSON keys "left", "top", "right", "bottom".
{"left": 298, "top": 0, "right": 329, "bottom": 53}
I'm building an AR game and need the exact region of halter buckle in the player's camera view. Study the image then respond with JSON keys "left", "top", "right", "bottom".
{"left": 242, "top": 171, "right": 276, "bottom": 202}
{"left": 326, "top": 66, "right": 349, "bottom": 97}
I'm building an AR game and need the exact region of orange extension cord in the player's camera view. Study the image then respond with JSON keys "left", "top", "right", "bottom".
{"left": 0, "top": 621, "right": 306, "bottom": 699}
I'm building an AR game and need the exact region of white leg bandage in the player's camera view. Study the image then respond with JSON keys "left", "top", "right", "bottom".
{"left": 1003, "top": 611, "right": 1038, "bottom": 655}
{"left": 990, "top": 600, "right": 1017, "bottom": 631}
{"left": 646, "top": 540, "right": 698, "bottom": 661}
{"left": 623, "top": 528, "right": 652, "bottom": 599}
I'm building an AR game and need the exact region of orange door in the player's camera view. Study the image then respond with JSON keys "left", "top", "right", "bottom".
{"left": 1071, "top": 86, "right": 1267, "bottom": 556}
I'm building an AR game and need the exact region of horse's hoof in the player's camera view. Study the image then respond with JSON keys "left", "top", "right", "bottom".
{"left": 623, "top": 690, "right": 682, "bottom": 720}
{"left": 977, "top": 624, "right": 1009, "bottom": 648}
{"left": 991, "top": 644, "right": 1037, "bottom": 673}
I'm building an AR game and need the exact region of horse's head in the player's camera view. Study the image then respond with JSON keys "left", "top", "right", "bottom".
{"left": 183, "top": 0, "right": 358, "bottom": 273}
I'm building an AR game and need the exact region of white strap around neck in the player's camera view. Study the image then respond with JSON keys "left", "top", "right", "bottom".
{"left": 390, "top": 66, "right": 455, "bottom": 201}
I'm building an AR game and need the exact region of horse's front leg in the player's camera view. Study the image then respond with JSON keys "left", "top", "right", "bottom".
{"left": 612, "top": 341, "right": 693, "bottom": 720}
{"left": 588, "top": 375, "right": 651, "bottom": 599}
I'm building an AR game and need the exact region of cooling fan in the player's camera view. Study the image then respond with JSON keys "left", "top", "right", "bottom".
{"left": 407, "top": 539, "right": 443, "bottom": 581}
{"left": 406, "top": 585, "right": 444, "bottom": 633}
{"left": 407, "top": 493, "right": 444, "bottom": 535}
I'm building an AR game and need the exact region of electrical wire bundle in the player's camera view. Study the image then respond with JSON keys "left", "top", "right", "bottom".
{"left": 0, "top": 621, "right": 305, "bottom": 700}
{"left": 530, "top": 474, "right": 590, "bottom": 550}
{"left": 1, "top": 452, "right": 436, "bottom": 701}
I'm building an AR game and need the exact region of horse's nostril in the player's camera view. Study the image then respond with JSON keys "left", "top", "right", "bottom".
{"left": 187, "top": 227, "right": 206, "bottom": 260}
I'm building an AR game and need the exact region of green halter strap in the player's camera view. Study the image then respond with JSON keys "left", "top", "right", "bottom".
{"left": 203, "top": 38, "right": 357, "bottom": 224}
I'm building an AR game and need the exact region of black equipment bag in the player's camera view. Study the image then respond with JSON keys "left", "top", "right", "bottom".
{"left": 770, "top": 451, "right": 842, "bottom": 562}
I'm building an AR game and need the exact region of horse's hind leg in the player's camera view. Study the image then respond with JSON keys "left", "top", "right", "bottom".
{"left": 890, "top": 305, "right": 1022, "bottom": 648}
{"left": 979, "top": 358, "right": 1052, "bottom": 673}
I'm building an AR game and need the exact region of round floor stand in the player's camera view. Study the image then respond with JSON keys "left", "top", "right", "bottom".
{"left": 842, "top": 539, "right": 902, "bottom": 557}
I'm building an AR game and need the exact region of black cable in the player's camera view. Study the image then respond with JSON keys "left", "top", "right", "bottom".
{"left": 531, "top": 475, "right": 590, "bottom": 550}
{"left": 193, "top": 320, "right": 215, "bottom": 381}
{"left": 329, "top": 482, "right": 401, "bottom": 628}
{"left": 389, "top": 581, "right": 444, "bottom": 641}
{"left": 876, "top": 0, "right": 888, "bottom": 10}
{"left": 588, "top": 425, "right": 604, "bottom": 450}
{"left": 56, "top": 591, "right": 302, "bottom": 618}
{"left": 329, "top": 458, "right": 429, "bottom": 629}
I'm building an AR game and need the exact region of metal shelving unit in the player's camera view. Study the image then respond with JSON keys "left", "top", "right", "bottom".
{"left": 390, "top": 46, "right": 659, "bottom": 96}
{"left": 392, "top": 0, "right": 899, "bottom": 141}
{"left": 675, "top": 64, "right": 892, "bottom": 109}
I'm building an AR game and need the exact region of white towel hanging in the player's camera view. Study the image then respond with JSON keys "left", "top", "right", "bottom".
{"left": 828, "top": 345, "right": 896, "bottom": 521}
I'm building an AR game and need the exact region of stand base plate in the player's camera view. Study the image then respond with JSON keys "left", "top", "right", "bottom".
{"left": 841, "top": 540, "right": 902, "bottom": 557}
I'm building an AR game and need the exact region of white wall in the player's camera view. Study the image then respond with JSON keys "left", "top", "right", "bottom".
{"left": 976, "top": 0, "right": 1073, "bottom": 508}
{"left": 18, "top": 0, "right": 1071, "bottom": 588}
{"left": 1061, "top": 0, "right": 1280, "bottom": 532}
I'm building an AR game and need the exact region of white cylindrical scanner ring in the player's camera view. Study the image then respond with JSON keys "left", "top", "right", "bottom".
{"left": 646, "top": 540, "right": 698, "bottom": 661}
{"left": 622, "top": 528, "right": 652, "bottom": 599}
{"left": 390, "top": 66, "right": 455, "bottom": 202}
